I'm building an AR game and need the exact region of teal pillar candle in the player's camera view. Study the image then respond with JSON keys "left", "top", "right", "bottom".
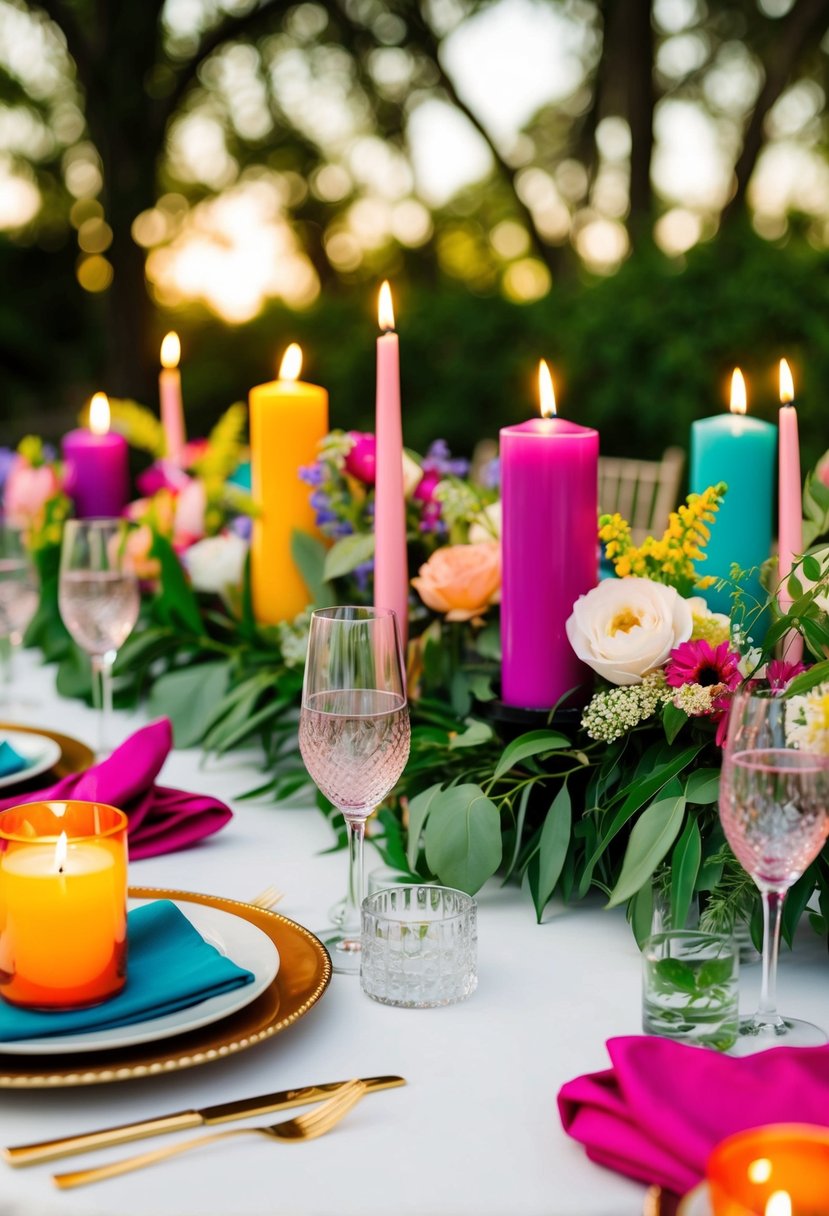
{"left": 689, "top": 403, "right": 777, "bottom": 617}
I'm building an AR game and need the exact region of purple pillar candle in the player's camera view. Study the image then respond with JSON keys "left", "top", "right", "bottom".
{"left": 61, "top": 393, "right": 129, "bottom": 519}
{"left": 500, "top": 362, "right": 599, "bottom": 709}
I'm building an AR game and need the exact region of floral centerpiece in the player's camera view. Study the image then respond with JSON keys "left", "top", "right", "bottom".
{"left": 7, "top": 409, "right": 829, "bottom": 948}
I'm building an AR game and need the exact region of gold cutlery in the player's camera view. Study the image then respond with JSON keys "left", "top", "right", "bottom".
{"left": 5, "top": 1075, "right": 404, "bottom": 1166}
{"left": 250, "top": 886, "right": 284, "bottom": 910}
{"left": 53, "top": 1080, "right": 369, "bottom": 1189}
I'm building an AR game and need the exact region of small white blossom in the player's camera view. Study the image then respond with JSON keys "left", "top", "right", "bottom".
{"left": 671, "top": 682, "right": 726, "bottom": 716}
{"left": 787, "top": 683, "right": 829, "bottom": 755}
{"left": 277, "top": 612, "right": 311, "bottom": 668}
{"left": 581, "top": 672, "right": 670, "bottom": 743}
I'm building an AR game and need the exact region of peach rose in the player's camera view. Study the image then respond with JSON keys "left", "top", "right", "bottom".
{"left": 412, "top": 542, "right": 501, "bottom": 621}
{"left": 120, "top": 525, "right": 160, "bottom": 582}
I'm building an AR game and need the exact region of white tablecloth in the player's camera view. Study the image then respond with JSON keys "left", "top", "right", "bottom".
{"left": 0, "top": 652, "right": 826, "bottom": 1216}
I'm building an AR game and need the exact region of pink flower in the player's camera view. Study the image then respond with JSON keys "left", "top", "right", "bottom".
{"left": 817, "top": 451, "right": 829, "bottom": 489}
{"left": 136, "top": 460, "right": 189, "bottom": 498}
{"left": 173, "top": 478, "right": 206, "bottom": 547}
{"left": 766, "top": 658, "right": 807, "bottom": 692}
{"left": 120, "top": 525, "right": 160, "bottom": 582}
{"left": 666, "top": 640, "right": 742, "bottom": 690}
{"left": 3, "top": 457, "right": 61, "bottom": 527}
{"left": 413, "top": 470, "right": 442, "bottom": 504}
{"left": 345, "top": 432, "right": 376, "bottom": 484}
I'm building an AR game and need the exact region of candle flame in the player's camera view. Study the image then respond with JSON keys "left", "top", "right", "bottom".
{"left": 160, "top": 331, "right": 181, "bottom": 370}
{"left": 765, "top": 1192, "right": 792, "bottom": 1216}
{"left": 747, "top": 1158, "right": 773, "bottom": 1184}
{"left": 779, "top": 357, "right": 794, "bottom": 404}
{"left": 538, "top": 360, "right": 556, "bottom": 418}
{"left": 378, "top": 281, "right": 395, "bottom": 332}
{"left": 729, "top": 368, "right": 747, "bottom": 415}
{"left": 89, "top": 392, "right": 111, "bottom": 435}
{"left": 54, "top": 832, "right": 68, "bottom": 875}
{"left": 278, "top": 342, "right": 303, "bottom": 382}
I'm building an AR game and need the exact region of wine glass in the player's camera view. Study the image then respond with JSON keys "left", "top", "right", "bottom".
{"left": 58, "top": 519, "right": 140, "bottom": 754}
{"left": 298, "top": 606, "right": 410, "bottom": 974}
{"left": 0, "top": 521, "right": 39, "bottom": 707}
{"left": 719, "top": 687, "right": 829, "bottom": 1052}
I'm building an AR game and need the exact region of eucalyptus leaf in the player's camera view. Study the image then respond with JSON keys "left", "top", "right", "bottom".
{"left": 685, "top": 768, "right": 720, "bottom": 805}
{"left": 290, "top": 530, "right": 330, "bottom": 607}
{"left": 801, "top": 553, "right": 822, "bottom": 582}
{"left": 606, "top": 784, "right": 686, "bottom": 908}
{"left": 670, "top": 816, "right": 701, "bottom": 930}
{"left": 405, "top": 783, "right": 443, "bottom": 870}
{"left": 531, "top": 785, "right": 572, "bottom": 923}
{"left": 786, "top": 660, "right": 829, "bottom": 697}
{"left": 323, "top": 533, "right": 375, "bottom": 581}
{"left": 449, "top": 719, "right": 493, "bottom": 750}
{"left": 423, "top": 783, "right": 502, "bottom": 894}
{"left": 149, "top": 533, "right": 203, "bottom": 635}
{"left": 493, "top": 729, "right": 570, "bottom": 781}
{"left": 662, "top": 701, "right": 687, "bottom": 745}
{"left": 148, "top": 661, "right": 231, "bottom": 747}
{"left": 653, "top": 958, "right": 696, "bottom": 994}
{"left": 629, "top": 883, "right": 654, "bottom": 949}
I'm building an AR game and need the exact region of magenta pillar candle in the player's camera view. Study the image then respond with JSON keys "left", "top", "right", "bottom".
{"left": 500, "top": 414, "right": 599, "bottom": 709}
{"left": 62, "top": 401, "right": 129, "bottom": 520}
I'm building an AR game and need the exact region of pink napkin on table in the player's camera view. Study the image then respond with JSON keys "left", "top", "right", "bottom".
{"left": 0, "top": 719, "right": 232, "bottom": 859}
{"left": 558, "top": 1035, "right": 829, "bottom": 1196}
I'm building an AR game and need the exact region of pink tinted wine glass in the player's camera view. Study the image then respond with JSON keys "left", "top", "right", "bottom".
{"left": 719, "top": 687, "right": 829, "bottom": 1052}
{"left": 298, "top": 606, "right": 410, "bottom": 974}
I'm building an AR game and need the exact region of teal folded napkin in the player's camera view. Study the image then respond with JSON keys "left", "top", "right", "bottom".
{"left": 0, "top": 739, "right": 28, "bottom": 778}
{"left": 0, "top": 901, "right": 255, "bottom": 1042}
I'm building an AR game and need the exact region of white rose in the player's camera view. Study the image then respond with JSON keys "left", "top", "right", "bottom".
{"left": 469, "top": 500, "right": 502, "bottom": 544}
{"left": 566, "top": 577, "right": 694, "bottom": 685}
{"left": 183, "top": 534, "right": 247, "bottom": 596}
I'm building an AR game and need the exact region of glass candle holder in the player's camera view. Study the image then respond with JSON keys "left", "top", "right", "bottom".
{"left": 0, "top": 801, "right": 128, "bottom": 1010}
{"left": 642, "top": 929, "right": 739, "bottom": 1052}
{"left": 360, "top": 885, "right": 477, "bottom": 1009}
{"left": 707, "top": 1123, "right": 829, "bottom": 1215}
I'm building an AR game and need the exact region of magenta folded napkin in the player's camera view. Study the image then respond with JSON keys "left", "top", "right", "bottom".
{"left": 558, "top": 1035, "right": 829, "bottom": 1196}
{"left": 0, "top": 719, "right": 232, "bottom": 859}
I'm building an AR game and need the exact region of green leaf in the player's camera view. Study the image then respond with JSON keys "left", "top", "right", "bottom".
{"left": 323, "top": 533, "right": 375, "bottom": 581}
{"left": 802, "top": 553, "right": 822, "bottom": 582}
{"left": 405, "top": 783, "right": 442, "bottom": 871}
{"left": 653, "top": 958, "right": 696, "bottom": 994}
{"left": 670, "top": 816, "right": 701, "bottom": 930}
{"left": 492, "top": 729, "right": 570, "bottom": 781}
{"left": 449, "top": 719, "right": 493, "bottom": 749}
{"left": 781, "top": 863, "right": 819, "bottom": 948}
{"left": 786, "top": 661, "right": 829, "bottom": 697}
{"left": 662, "top": 701, "right": 687, "bottom": 745}
{"left": 423, "top": 783, "right": 502, "bottom": 894}
{"left": 476, "top": 623, "right": 501, "bottom": 661}
{"left": 696, "top": 957, "right": 734, "bottom": 989}
{"left": 502, "top": 782, "right": 533, "bottom": 883}
{"left": 149, "top": 533, "right": 203, "bottom": 636}
{"left": 531, "top": 785, "right": 572, "bottom": 923}
{"left": 290, "top": 530, "right": 330, "bottom": 608}
{"left": 685, "top": 768, "right": 720, "bottom": 805}
{"left": 148, "top": 661, "right": 231, "bottom": 747}
{"left": 629, "top": 883, "right": 654, "bottom": 949}
{"left": 606, "top": 783, "right": 687, "bottom": 908}
{"left": 55, "top": 644, "right": 93, "bottom": 700}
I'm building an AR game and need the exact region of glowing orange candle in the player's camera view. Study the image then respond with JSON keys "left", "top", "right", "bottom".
{"left": 707, "top": 1124, "right": 829, "bottom": 1215}
{"left": 0, "top": 802, "right": 127, "bottom": 1009}
{"left": 249, "top": 343, "right": 329, "bottom": 623}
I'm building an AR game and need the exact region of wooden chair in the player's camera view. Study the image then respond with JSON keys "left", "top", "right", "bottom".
{"left": 598, "top": 446, "right": 685, "bottom": 545}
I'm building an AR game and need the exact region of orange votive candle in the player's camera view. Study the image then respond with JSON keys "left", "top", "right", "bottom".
{"left": 0, "top": 801, "right": 128, "bottom": 1009}
{"left": 707, "top": 1123, "right": 829, "bottom": 1216}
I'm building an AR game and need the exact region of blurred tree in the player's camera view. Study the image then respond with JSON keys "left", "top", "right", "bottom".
{"left": 2, "top": 0, "right": 829, "bottom": 408}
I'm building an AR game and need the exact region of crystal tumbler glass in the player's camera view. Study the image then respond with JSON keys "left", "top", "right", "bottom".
{"left": 360, "top": 885, "right": 477, "bottom": 1009}
{"left": 642, "top": 929, "right": 739, "bottom": 1052}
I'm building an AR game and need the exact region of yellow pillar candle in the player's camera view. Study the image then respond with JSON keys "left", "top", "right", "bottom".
{"left": 0, "top": 802, "right": 128, "bottom": 1009}
{"left": 250, "top": 344, "right": 329, "bottom": 623}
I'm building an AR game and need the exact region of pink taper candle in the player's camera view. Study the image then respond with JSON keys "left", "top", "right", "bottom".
{"left": 159, "top": 332, "right": 186, "bottom": 465}
{"left": 778, "top": 357, "right": 804, "bottom": 663}
{"left": 374, "top": 282, "right": 408, "bottom": 653}
{"left": 501, "top": 361, "right": 599, "bottom": 709}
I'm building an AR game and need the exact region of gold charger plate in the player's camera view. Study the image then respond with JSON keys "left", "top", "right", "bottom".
{"left": 0, "top": 721, "right": 94, "bottom": 786}
{"left": 0, "top": 887, "right": 332, "bottom": 1088}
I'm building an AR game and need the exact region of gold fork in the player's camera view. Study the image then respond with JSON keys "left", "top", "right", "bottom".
{"left": 250, "top": 885, "right": 284, "bottom": 910}
{"left": 53, "top": 1080, "right": 368, "bottom": 1190}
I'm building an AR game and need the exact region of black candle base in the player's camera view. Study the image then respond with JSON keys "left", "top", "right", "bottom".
{"left": 478, "top": 692, "right": 583, "bottom": 740}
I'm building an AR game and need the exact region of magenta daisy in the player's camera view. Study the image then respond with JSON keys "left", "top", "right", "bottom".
{"left": 766, "top": 658, "right": 807, "bottom": 692}
{"left": 665, "top": 640, "right": 742, "bottom": 690}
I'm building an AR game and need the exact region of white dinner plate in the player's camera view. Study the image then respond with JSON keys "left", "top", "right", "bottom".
{"left": 0, "top": 730, "right": 62, "bottom": 790}
{"left": 677, "top": 1183, "right": 712, "bottom": 1215}
{"left": 0, "top": 899, "right": 280, "bottom": 1056}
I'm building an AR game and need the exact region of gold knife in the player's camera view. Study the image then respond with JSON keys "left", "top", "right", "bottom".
{"left": 4, "top": 1075, "right": 405, "bottom": 1166}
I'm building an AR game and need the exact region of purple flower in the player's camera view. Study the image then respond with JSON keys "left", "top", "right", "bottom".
{"left": 309, "top": 490, "right": 330, "bottom": 511}
{"left": 353, "top": 559, "right": 375, "bottom": 592}
{"left": 0, "top": 448, "right": 16, "bottom": 497}
{"left": 299, "top": 463, "right": 325, "bottom": 487}
{"left": 422, "top": 439, "right": 469, "bottom": 479}
{"left": 231, "top": 515, "right": 252, "bottom": 540}
{"left": 331, "top": 521, "right": 354, "bottom": 538}
{"left": 482, "top": 457, "right": 501, "bottom": 490}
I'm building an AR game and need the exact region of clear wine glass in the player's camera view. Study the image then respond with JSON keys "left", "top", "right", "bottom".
{"left": 0, "top": 521, "right": 39, "bottom": 708}
{"left": 719, "top": 687, "right": 829, "bottom": 1052}
{"left": 298, "top": 606, "right": 410, "bottom": 974}
{"left": 58, "top": 519, "right": 140, "bottom": 754}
